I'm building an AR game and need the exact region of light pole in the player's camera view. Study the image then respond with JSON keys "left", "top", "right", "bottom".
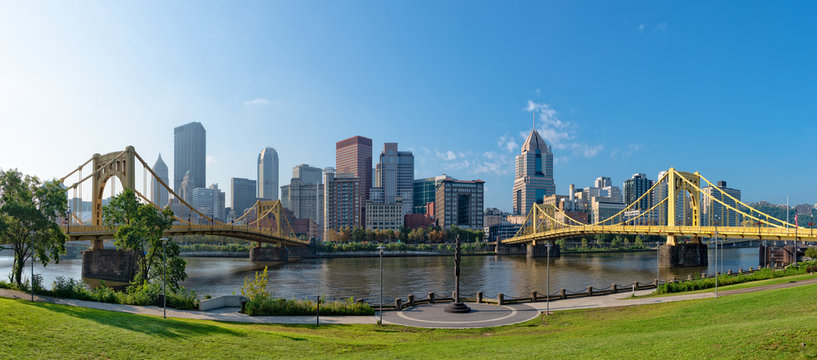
{"left": 377, "top": 245, "right": 384, "bottom": 326}
{"left": 161, "top": 237, "right": 168, "bottom": 319}
{"left": 29, "top": 230, "right": 35, "bottom": 301}
{"left": 66, "top": 208, "right": 71, "bottom": 235}
{"left": 656, "top": 242, "right": 660, "bottom": 291}
{"left": 714, "top": 229, "right": 719, "bottom": 299}
{"left": 545, "top": 242, "right": 552, "bottom": 315}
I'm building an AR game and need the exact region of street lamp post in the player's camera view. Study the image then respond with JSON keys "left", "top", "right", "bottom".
{"left": 656, "top": 242, "right": 660, "bottom": 291}
{"left": 66, "top": 208, "right": 71, "bottom": 235}
{"left": 29, "top": 230, "right": 35, "bottom": 301}
{"left": 714, "top": 229, "right": 719, "bottom": 298}
{"left": 546, "top": 242, "right": 552, "bottom": 315}
{"left": 162, "top": 238, "right": 169, "bottom": 317}
{"left": 377, "top": 245, "right": 384, "bottom": 326}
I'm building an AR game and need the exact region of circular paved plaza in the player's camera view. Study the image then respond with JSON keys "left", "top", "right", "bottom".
{"left": 382, "top": 302, "right": 540, "bottom": 328}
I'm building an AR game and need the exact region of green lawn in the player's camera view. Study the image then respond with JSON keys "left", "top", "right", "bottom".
{"left": 630, "top": 272, "right": 817, "bottom": 299}
{"left": 2, "top": 284, "right": 817, "bottom": 359}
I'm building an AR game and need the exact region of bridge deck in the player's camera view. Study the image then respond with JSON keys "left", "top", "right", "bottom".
{"left": 503, "top": 225, "right": 817, "bottom": 245}
{"left": 61, "top": 225, "right": 309, "bottom": 247}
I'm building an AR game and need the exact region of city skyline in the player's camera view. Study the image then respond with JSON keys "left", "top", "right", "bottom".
{"left": 1, "top": 2, "right": 816, "bottom": 210}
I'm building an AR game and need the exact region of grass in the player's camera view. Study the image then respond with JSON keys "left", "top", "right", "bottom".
{"left": 630, "top": 272, "right": 817, "bottom": 298}
{"left": 3, "top": 283, "right": 817, "bottom": 359}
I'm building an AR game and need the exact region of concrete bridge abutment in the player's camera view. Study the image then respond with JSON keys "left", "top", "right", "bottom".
{"left": 250, "top": 246, "right": 289, "bottom": 262}
{"left": 81, "top": 249, "right": 140, "bottom": 283}
{"left": 659, "top": 243, "right": 707, "bottom": 268}
{"left": 495, "top": 243, "right": 527, "bottom": 255}
{"left": 526, "top": 243, "right": 560, "bottom": 258}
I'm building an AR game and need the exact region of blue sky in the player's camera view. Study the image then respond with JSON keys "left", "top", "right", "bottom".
{"left": 1, "top": 1, "right": 816, "bottom": 210}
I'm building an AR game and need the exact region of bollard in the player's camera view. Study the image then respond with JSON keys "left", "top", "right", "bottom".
{"left": 497, "top": 293, "right": 505, "bottom": 305}
{"left": 560, "top": 289, "right": 566, "bottom": 299}
{"left": 531, "top": 291, "right": 538, "bottom": 302}
{"left": 395, "top": 298, "right": 403, "bottom": 311}
{"left": 476, "top": 292, "right": 483, "bottom": 303}
{"left": 749, "top": 267, "right": 753, "bottom": 272}
{"left": 634, "top": 281, "right": 639, "bottom": 290}
{"left": 701, "top": 273, "right": 707, "bottom": 279}
{"left": 612, "top": 284, "right": 617, "bottom": 294}
{"left": 407, "top": 294, "right": 415, "bottom": 307}
{"left": 586, "top": 286, "right": 593, "bottom": 296}
{"left": 739, "top": 268, "right": 743, "bottom": 275}
{"left": 687, "top": 274, "right": 693, "bottom": 281}
{"left": 728, "top": 270, "right": 733, "bottom": 276}
{"left": 428, "top": 292, "right": 435, "bottom": 304}
{"left": 654, "top": 279, "right": 659, "bottom": 288}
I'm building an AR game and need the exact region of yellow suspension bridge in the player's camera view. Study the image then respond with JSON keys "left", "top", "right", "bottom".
{"left": 59, "top": 146, "right": 308, "bottom": 249}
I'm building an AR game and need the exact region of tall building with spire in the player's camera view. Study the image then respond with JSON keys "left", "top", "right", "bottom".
{"left": 512, "top": 127, "right": 555, "bottom": 215}
{"left": 151, "top": 154, "right": 169, "bottom": 207}
{"left": 257, "top": 147, "right": 279, "bottom": 201}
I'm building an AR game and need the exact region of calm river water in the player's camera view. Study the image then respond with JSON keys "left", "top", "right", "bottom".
{"left": 0, "top": 246, "right": 761, "bottom": 302}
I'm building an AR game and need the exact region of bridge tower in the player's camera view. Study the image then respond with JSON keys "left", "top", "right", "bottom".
{"left": 661, "top": 168, "right": 707, "bottom": 267}
{"left": 91, "top": 146, "right": 136, "bottom": 249}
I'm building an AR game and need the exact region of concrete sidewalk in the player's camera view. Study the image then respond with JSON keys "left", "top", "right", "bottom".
{"left": 2, "top": 277, "right": 816, "bottom": 327}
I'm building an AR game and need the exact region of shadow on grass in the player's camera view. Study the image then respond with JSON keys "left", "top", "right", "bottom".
{"left": 31, "top": 301, "right": 244, "bottom": 339}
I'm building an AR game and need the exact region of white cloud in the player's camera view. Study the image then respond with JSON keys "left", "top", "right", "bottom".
{"left": 437, "top": 150, "right": 458, "bottom": 161}
{"left": 610, "top": 143, "right": 641, "bottom": 159}
{"left": 655, "top": 22, "right": 667, "bottom": 32}
{"left": 638, "top": 24, "right": 645, "bottom": 31}
{"left": 243, "top": 98, "right": 270, "bottom": 106}
{"left": 497, "top": 135, "right": 519, "bottom": 153}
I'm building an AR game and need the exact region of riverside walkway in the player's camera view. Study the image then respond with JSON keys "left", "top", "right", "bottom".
{"left": 3, "top": 278, "right": 816, "bottom": 328}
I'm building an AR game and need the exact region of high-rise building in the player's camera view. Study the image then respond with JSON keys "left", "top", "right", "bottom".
{"left": 623, "top": 173, "right": 654, "bottom": 210}
{"left": 231, "top": 177, "right": 257, "bottom": 220}
{"left": 209, "top": 184, "right": 226, "bottom": 222}
{"left": 372, "top": 143, "right": 414, "bottom": 216}
{"left": 336, "top": 135, "right": 372, "bottom": 203}
{"left": 702, "top": 180, "right": 742, "bottom": 226}
{"left": 323, "top": 168, "right": 362, "bottom": 238}
{"left": 257, "top": 147, "right": 279, "bottom": 201}
{"left": 180, "top": 171, "right": 193, "bottom": 203}
{"left": 192, "top": 187, "right": 215, "bottom": 220}
{"left": 292, "top": 164, "right": 322, "bottom": 185}
{"left": 436, "top": 178, "right": 484, "bottom": 230}
{"left": 281, "top": 164, "right": 324, "bottom": 225}
{"left": 173, "top": 122, "right": 206, "bottom": 195}
{"left": 412, "top": 175, "right": 451, "bottom": 215}
{"left": 151, "top": 154, "right": 169, "bottom": 208}
{"left": 364, "top": 202, "right": 403, "bottom": 230}
{"left": 512, "top": 129, "right": 555, "bottom": 215}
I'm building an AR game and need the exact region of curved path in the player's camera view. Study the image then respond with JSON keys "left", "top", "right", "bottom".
{"left": 2, "top": 277, "right": 816, "bottom": 328}
{"left": 383, "top": 303, "right": 539, "bottom": 329}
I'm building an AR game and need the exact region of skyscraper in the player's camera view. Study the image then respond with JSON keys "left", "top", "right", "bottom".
{"left": 374, "top": 143, "right": 414, "bottom": 215}
{"left": 209, "top": 184, "right": 226, "bottom": 221}
{"left": 174, "top": 122, "right": 206, "bottom": 195}
{"left": 623, "top": 173, "right": 654, "bottom": 210}
{"left": 512, "top": 128, "right": 555, "bottom": 215}
{"left": 280, "top": 164, "right": 324, "bottom": 225}
{"left": 231, "top": 177, "right": 257, "bottom": 219}
{"left": 436, "top": 178, "right": 484, "bottom": 230}
{"left": 151, "top": 154, "right": 169, "bottom": 208}
{"left": 702, "top": 181, "right": 742, "bottom": 226}
{"left": 323, "top": 168, "right": 362, "bottom": 238}
{"left": 180, "top": 171, "right": 193, "bottom": 203}
{"left": 257, "top": 147, "right": 279, "bottom": 201}
{"left": 336, "top": 135, "right": 372, "bottom": 202}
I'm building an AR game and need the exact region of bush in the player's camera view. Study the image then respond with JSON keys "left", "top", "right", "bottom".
{"left": 241, "top": 266, "right": 270, "bottom": 302}
{"left": 244, "top": 297, "right": 374, "bottom": 316}
{"left": 805, "top": 247, "right": 817, "bottom": 259}
{"left": 46, "top": 276, "right": 198, "bottom": 310}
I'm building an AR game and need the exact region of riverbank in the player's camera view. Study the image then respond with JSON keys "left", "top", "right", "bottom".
{"left": 2, "top": 280, "right": 816, "bottom": 358}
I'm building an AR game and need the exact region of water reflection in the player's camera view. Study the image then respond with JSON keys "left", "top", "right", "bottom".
{"left": 0, "top": 247, "right": 761, "bottom": 301}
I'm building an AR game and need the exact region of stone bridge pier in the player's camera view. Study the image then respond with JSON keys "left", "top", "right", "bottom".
{"left": 250, "top": 246, "right": 289, "bottom": 262}
{"left": 659, "top": 242, "right": 708, "bottom": 267}
{"left": 81, "top": 249, "right": 139, "bottom": 283}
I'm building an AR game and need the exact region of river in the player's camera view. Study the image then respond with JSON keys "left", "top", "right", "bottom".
{"left": 0, "top": 246, "right": 761, "bottom": 302}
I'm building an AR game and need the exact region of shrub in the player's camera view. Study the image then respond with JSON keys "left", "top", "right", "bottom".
{"left": 658, "top": 260, "right": 817, "bottom": 294}
{"left": 244, "top": 297, "right": 374, "bottom": 316}
{"left": 805, "top": 247, "right": 817, "bottom": 259}
{"left": 241, "top": 266, "right": 270, "bottom": 302}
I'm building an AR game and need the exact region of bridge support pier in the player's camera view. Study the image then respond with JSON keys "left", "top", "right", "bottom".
{"left": 495, "top": 243, "right": 528, "bottom": 255}
{"left": 287, "top": 246, "right": 314, "bottom": 259}
{"left": 659, "top": 243, "right": 707, "bottom": 268}
{"left": 81, "top": 249, "right": 139, "bottom": 283}
{"left": 250, "top": 246, "right": 289, "bottom": 263}
{"left": 526, "top": 243, "right": 560, "bottom": 258}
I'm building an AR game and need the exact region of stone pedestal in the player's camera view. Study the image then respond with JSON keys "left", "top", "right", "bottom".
{"left": 81, "top": 249, "right": 139, "bottom": 283}
{"left": 526, "top": 243, "right": 560, "bottom": 258}
{"left": 658, "top": 243, "right": 708, "bottom": 268}
{"left": 250, "top": 247, "right": 289, "bottom": 262}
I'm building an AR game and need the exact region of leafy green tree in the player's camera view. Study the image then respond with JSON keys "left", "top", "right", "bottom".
{"left": 555, "top": 238, "right": 566, "bottom": 249}
{"left": 0, "top": 170, "right": 67, "bottom": 286}
{"left": 580, "top": 238, "right": 589, "bottom": 249}
{"left": 101, "top": 188, "right": 184, "bottom": 288}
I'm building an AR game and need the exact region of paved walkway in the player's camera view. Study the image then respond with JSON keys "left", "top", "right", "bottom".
{"left": 2, "top": 278, "right": 816, "bottom": 328}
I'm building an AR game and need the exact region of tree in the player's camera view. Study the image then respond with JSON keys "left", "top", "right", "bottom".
{"left": 0, "top": 170, "right": 67, "bottom": 286}
{"left": 101, "top": 188, "right": 184, "bottom": 288}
